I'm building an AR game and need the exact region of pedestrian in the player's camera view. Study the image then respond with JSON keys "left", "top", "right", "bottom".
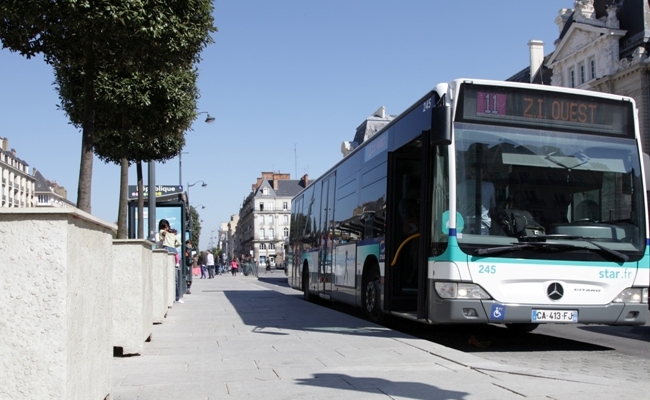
{"left": 266, "top": 257, "right": 271, "bottom": 273}
{"left": 207, "top": 250, "right": 215, "bottom": 278}
{"left": 187, "top": 240, "right": 200, "bottom": 277}
{"left": 200, "top": 252, "right": 206, "bottom": 279}
{"left": 159, "top": 219, "right": 183, "bottom": 304}
{"left": 185, "top": 240, "right": 195, "bottom": 294}
{"left": 231, "top": 257, "right": 239, "bottom": 276}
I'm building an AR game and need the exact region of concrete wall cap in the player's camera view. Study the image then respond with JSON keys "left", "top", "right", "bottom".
{"left": 0, "top": 207, "right": 117, "bottom": 232}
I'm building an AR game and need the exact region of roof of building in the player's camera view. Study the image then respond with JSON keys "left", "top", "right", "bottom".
{"left": 33, "top": 169, "right": 52, "bottom": 192}
{"left": 257, "top": 179, "right": 304, "bottom": 198}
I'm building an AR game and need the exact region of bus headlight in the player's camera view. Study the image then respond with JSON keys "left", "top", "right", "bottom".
{"left": 435, "top": 282, "right": 491, "bottom": 299}
{"left": 612, "top": 288, "right": 648, "bottom": 303}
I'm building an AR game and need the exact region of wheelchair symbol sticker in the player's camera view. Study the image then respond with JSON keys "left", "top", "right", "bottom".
{"left": 490, "top": 304, "right": 505, "bottom": 321}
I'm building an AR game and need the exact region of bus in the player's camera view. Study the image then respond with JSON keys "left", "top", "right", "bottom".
{"left": 288, "top": 79, "right": 649, "bottom": 331}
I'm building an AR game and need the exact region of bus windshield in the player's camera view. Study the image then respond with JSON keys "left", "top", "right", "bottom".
{"left": 453, "top": 122, "right": 646, "bottom": 261}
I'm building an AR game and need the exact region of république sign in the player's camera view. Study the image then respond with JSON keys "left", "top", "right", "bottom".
{"left": 127, "top": 185, "right": 183, "bottom": 199}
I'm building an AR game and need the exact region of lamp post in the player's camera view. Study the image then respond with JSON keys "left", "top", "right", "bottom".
{"left": 191, "top": 204, "right": 206, "bottom": 209}
{"left": 187, "top": 180, "right": 207, "bottom": 203}
{"left": 179, "top": 111, "right": 214, "bottom": 186}
{"left": 178, "top": 151, "right": 189, "bottom": 186}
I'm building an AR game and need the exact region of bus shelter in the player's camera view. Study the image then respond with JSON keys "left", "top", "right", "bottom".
{"left": 127, "top": 190, "right": 191, "bottom": 297}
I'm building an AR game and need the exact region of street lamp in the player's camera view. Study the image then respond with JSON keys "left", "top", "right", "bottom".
{"left": 197, "top": 111, "right": 216, "bottom": 124}
{"left": 187, "top": 180, "right": 207, "bottom": 202}
{"left": 192, "top": 204, "right": 206, "bottom": 209}
{"left": 179, "top": 111, "right": 214, "bottom": 185}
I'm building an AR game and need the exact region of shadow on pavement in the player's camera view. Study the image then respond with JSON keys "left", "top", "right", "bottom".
{"left": 296, "top": 373, "right": 469, "bottom": 400}
{"left": 578, "top": 324, "right": 650, "bottom": 342}
{"left": 219, "top": 284, "right": 613, "bottom": 353}
{"left": 222, "top": 289, "right": 420, "bottom": 340}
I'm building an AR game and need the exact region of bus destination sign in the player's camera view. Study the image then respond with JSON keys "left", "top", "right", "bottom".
{"left": 459, "top": 83, "right": 633, "bottom": 137}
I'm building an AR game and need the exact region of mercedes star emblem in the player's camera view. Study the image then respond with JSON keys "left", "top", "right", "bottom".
{"left": 547, "top": 282, "right": 564, "bottom": 300}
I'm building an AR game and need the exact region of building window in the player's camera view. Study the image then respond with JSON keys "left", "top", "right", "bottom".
{"left": 283, "top": 215, "right": 289, "bottom": 225}
{"left": 259, "top": 215, "right": 264, "bottom": 225}
{"left": 269, "top": 215, "right": 274, "bottom": 224}
{"left": 263, "top": 188, "right": 268, "bottom": 195}
{"left": 283, "top": 227, "right": 289, "bottom": 237}
{"left": 269, "top": 243, "right": 275, "bottom": 250}
{"left": 259, "top": 203, "right": 264, "bottom": 211}
{"left": 267, "top": 202, "right": 274, "bottom": 211}
{"left": 269, "top": 228, "right": 274, "bottom": 239}
{"left": 569, "top": 68, "right": 576, "bottom": 88}
{"left": 579, "top": 63, "right": 585, "bottom": 84}
{"left": 259, "top": 243, "right": 266, "bottom": 250}
{"left": 589, "top": 58, "right": 596, "bottom": 80}
{"left": 283, "top": 202, "right": 288, "bottom": 210}
{"left": 259, "top": 228, "right": 265, "bottom": 239}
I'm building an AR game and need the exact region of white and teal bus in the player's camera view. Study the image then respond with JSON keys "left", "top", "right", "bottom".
{"left": 288, "top": 79, "right": 649, "bottom": 330}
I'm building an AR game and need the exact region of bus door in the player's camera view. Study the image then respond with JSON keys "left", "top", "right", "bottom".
{"left": 319, "top": 173, "right": 336, "bottom": 294}
{"left": 386, "top": 144, "right": 422, "bottom": 315}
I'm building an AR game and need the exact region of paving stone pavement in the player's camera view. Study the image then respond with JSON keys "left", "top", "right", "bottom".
{"left": 111, "top": 274, "right": 650, "bottom": 399}
{"left": 479, "top": 350, "right": 650, "bottom": 384}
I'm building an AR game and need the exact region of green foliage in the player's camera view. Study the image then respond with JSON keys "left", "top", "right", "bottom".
{"left": 189, "top": 205, "right": 201, "bottom": 248}
{"left": 0, "top": 0, "right": 216, "bottom": 211}
{"left": 55, "top": 62, "right": 199, "bottom": 164}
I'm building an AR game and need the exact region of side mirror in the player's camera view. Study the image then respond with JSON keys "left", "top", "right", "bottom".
{"left": 431, "top": 106, "right": 451, "bottom": 145}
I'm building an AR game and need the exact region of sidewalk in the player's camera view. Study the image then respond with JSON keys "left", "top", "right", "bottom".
{"left": 112, "top": 274, "right": 648, "bottom": 400}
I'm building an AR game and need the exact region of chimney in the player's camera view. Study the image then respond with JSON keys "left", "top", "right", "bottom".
{"left": 273, "top": 178, "right": 278, "bottom": 190}
{"left": 300, "top": 174, "right": 309, "bottom": 188}
{"left": 0, "top": 137, "right": 7, "bottom": 151}
{"left": 11, "top": 148, "right": 16, "bottom": 157}
{"left": 528, "top": 40, "right": 544, "bottom": 83}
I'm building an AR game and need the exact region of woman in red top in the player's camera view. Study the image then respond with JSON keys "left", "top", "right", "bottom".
{"left": 230, "top": 257, "right": 239, "bottom": 276}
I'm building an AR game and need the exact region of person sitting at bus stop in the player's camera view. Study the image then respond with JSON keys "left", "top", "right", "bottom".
{"left": 457, "top": 169, "right": 495, "bottom": 235}
{"left": 159, "top": 219, "right": 183, "bottom": 303}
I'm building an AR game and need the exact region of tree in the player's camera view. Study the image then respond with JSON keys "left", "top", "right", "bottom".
{"left": 0, "top": 0, "right": 215, "bottom": 212}
{"left": 55, "top": 62, "right": 199, "bottom": 238}
{"left": 188, "top": 205, "right": 201, "bottom": 248}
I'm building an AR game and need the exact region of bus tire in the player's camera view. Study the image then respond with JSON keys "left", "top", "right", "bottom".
{"left": 362, "top": 270, "right": 386, "bottom": 324}
{"left": 302, "top": 266, "right": 314, "bottom": 302}
{"left": 505, "top": 323, "right": 539, "bottom": 333}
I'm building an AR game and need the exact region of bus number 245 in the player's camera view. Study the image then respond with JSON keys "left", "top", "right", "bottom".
{"left": 478, "top": 265, "right": 496, "bottom": 274}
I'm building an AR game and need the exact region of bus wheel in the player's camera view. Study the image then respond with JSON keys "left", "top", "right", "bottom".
{"left": 505, "top": 323, "right": 539, "bottom": 333}
{"left": 362, "top": 271, "right": 385, "bottom": 323}
{"left": 302, "top": 266, "right": 314, "bottom": 302}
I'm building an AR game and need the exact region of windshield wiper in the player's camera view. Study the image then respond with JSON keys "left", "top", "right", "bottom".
{"left": 475, "top": 242, "right": 580, "bottom": 256}
{"left": 524, "top": 234, "right": 629, "bottom": 262}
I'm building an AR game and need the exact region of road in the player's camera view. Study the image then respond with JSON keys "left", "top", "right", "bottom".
{"left": 257, "top": 274, "right": 650, "bottom": 384}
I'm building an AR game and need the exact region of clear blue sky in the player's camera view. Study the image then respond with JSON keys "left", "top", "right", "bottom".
{"left": 0, "top": 1, "right": 570, "bottom": 248}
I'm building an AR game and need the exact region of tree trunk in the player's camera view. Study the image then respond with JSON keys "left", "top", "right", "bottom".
{"left": 76, "top": 43, "right": 95, "bottom": 213}
{"left": 116, "top": 127, "right": 129, "bottom": 239}
{"left": 137, "top": 162, "right": 144, "bottom": 239}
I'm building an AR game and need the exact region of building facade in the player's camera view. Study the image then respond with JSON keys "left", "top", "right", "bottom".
{"left": 509, "top": 0, "right": 650, "bottom": 154}
{"left": 236, "top": 172, "right": 306, "bottom": 268}
{"left": 1, "top": 137, "right": 36, "bottom": 208}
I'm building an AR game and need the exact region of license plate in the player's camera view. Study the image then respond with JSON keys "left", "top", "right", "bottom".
{"left": 531, "top": 309, "right": 578, "bottom": 323}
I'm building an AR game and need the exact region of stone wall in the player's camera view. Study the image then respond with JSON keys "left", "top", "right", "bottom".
{"left": 0, "top": 209, "right": 116, "bottom": 400}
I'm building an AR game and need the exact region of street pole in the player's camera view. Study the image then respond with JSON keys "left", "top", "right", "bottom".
{"left": 147, "top": 161, "right": 156, "bottom": 242}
